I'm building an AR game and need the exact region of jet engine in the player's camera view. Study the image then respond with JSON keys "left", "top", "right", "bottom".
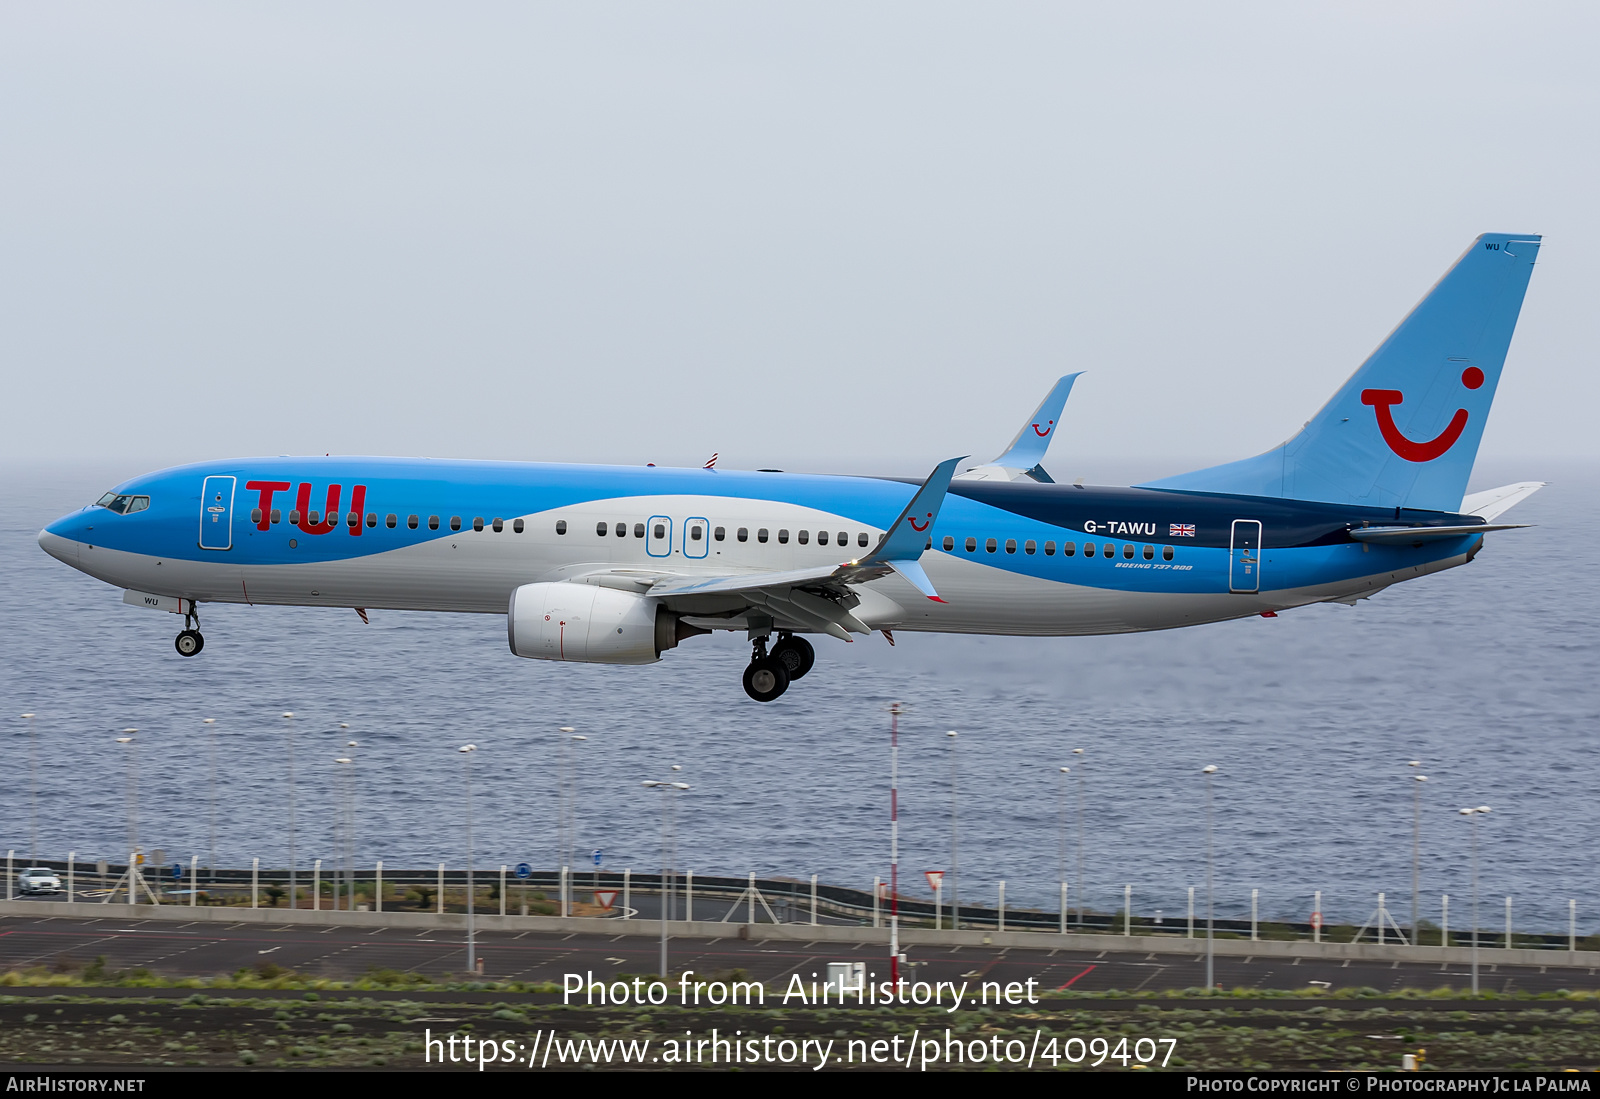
{"left": 507, "top": 581, "right": 703, "bottom": 664}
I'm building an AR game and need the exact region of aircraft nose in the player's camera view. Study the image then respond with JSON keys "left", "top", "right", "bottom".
{"left": 38, "top": 514, "right": 84, "bottom": 565}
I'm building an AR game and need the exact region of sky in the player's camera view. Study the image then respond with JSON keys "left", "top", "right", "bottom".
{"left": 3, "top": 2, "right": 1597, "bottom": 479}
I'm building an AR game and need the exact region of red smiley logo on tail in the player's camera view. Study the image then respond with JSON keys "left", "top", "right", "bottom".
{"left": 1032, "top": 419, "right": 1054, "bottom": 437}
{"left": 908, "top": 512, "right": 932, "bottom": 532}
{"left": 1362, "top": 367, "right": 1484, "bottom": 463}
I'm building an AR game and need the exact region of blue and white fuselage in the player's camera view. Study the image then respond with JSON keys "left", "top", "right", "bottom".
{"left": 36, "top": 233, "right": 1548, "bottom": 700}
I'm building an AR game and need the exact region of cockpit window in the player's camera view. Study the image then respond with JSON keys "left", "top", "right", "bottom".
{"left": 95, "top": 493, "right": 150, "bottom": 515}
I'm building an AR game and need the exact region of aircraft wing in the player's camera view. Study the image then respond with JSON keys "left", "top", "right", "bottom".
{"left": 641, "top": 456, "right": 966, "bottom": 638}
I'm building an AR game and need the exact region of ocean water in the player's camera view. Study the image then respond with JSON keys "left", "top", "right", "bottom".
{"left": 2, "top": 461, "right": 1596, "bottom": 933}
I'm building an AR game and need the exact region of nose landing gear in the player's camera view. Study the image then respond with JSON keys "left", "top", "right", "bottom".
{"left": 174, "top": 607, "right": 204, "bottom": 657}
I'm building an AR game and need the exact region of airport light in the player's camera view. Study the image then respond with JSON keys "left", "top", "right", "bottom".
{"left": 886, "top": 702, "right": 906, "bottom": 986}
{"left": 202, "top": 719, "right": 218, "bottom": 877}
{"left": 1409, "top": 762, "right": 1426, "bottom": 943}
{"left": 116, "top": 731, "right": 139, "bottom": 864}
{"left": 1072, "top": 747, "right": 1086, "bottom": 927}
{"left": 642, "top": 776, "right": 691, "bottom": 978}
{"left": 1056, "top": 766, "right": 1070, "bottom": 931}
{"left": 946, "top": 732, "right": 960, "bottom": 931}
{"left": 21, "top": 714, "right": 37, "bottom": 862}
{"left": 335, "top": 741, "right": 357, "bottom": 910}
{"left": 1460, "top": 805, "right": 1492, "bottom": 995}
{"left": 460, "top": 744, "right": 478, "bottom": 974}
{"left": 282, "top": 712, "right": 298, "bottom": 909}
{"left": 1202, "top": 765, "right": 1219, "bottom": 992}
{"left": 557, "top": 729, "right": 587, "bottom": 916}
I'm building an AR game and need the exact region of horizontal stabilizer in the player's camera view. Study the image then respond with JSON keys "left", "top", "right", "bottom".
{"left": 1460, "top": 481, "right": 1546, "bottom": 522}
{"left": 1349, "top": 523, "right": 1528, "bottom": 545}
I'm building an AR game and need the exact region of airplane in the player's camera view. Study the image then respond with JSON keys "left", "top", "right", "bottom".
{"left": 39, "top": 233, "right": 1546, "bottom": 702}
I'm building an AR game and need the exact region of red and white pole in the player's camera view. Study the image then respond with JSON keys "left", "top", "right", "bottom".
{"left": 889, "top": 702, "right": 903, "bottom": 987}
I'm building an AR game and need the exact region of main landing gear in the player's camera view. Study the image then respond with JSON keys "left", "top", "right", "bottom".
{"left": 742, "top": 631, "right": 815, "bottom": 702}
{"left": 174, "top": 607, "right": 204, "bottom": 658}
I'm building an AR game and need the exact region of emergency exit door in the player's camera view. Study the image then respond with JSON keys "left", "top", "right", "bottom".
{"left": 1229, "top": 519, "right": 1262, "bottom": 593}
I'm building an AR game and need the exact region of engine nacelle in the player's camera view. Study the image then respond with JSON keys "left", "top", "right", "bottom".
{"left": 508, "top": 582, "right": 669, "bottom": 665}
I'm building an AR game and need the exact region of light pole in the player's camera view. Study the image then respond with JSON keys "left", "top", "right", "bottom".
{"left": 282, "top": 712, "right": 297, "bottom": 909}
{"left": 887, "top": 702, "right": 905, "bottom": 986}
{"left": 1073, "top": 747, "right": 1085, "bottom": 926}
{"left": 336, "top": 723, "right": 355, "bottom": 909}
{"left": 1202, "top": 764, "right": 1219, "bottom": 992}
{"left": 945, "top": 731, "right": 959, "bottom": 931}
{"left": 21, "top": 714, "right": 37, "bottom": 861}
{"left": 1057, "top": 766, "right": 1070, "bottom": 925}
{"left": 117, "top": 731, "right": 139, "bottom": 857}
{"left": 557, "top": 727, "right": 585, "bottom": 912}
{"left": 1460, "top": 805, "right": 1491, "bottom": 995}
{"left": 642, "top": 776, "right": 690, "bottom": 978}
{"left": 460, "top": 744, "right": 478, "bottom": 974}
{"left": 334, "top": 748, "right": 356, "bottom": 910}
{"left": 1409, "top": 762, "right": 1426, "bottom": 944}
{"left": 202, "top": 719, "right": 218, "bottom": 876}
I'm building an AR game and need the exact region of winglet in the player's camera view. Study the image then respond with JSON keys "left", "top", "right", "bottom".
{"left": 990, "top": 373, "right": 1081, "bottom": 472}
{"left": 857, "top": 455, "right": 964, "bottom": 600}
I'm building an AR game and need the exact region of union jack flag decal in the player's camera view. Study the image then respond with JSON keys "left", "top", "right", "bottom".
{"left": 1170, "top": 523, "right": 1196, "bottom": 537}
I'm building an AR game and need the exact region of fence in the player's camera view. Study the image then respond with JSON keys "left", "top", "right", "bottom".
{"left": 6, "top": 850, "right": 1595, "bottom": 953}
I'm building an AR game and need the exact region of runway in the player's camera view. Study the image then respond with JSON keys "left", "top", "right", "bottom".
{"left": 4, "top": 911, "right": 1598, "bottom": 996}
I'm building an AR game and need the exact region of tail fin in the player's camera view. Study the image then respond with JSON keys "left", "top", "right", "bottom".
{"left": 1140, "top": 234, "right": 1541, "bottom": 512}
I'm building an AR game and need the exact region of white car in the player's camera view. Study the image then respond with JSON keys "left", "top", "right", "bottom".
{"left": 16, "top": 867, "right": 62, "bottom": 895}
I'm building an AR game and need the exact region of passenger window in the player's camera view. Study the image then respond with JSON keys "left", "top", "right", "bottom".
{"left": 615, "top": 522, "right": 626, "bottom": 537}
{"left": 407, "top": 515, "right": 419, "bottom": 529}
{"left": 777, "top": 529, "right": 789, "bottom": 544}
{"left": 690, "top": 524, "right": 703, "bottom": 541}
{"left": 308, "top": 510, "right": 321, "bottom": 525}
{"left": 634, "top": 523, "right": 645, "bottom": 538}
{"left": 1121, "top": 544, "right": 1132, "bottom": 559}
{"left": 757, "top": 528, "right": 769, "bottom": 543}
{"left": 942, "top": 535, "right": 954, "bottom": 551}
{"left": 1024, "top": 540, "right": 1036, "bottom": 555}
{"left": 1083, "top": 542, "right": 1094, "bottom": 556}
{"left": 714, "top": 526, "right": 725, "bottom": 541}
{"left": 270, "top": 508, "right": 281, "bottom": 525}
{"left": 837, "top": 531, "right": 847, "bottom": 546}
{"left": 251, "top": 508, "right": 262, "bottom": 523}
{"left": 474, "top": 517, "right": 486, "bottom": 532}
{"left": 429, "top": 516, "right": 440, "bottom": 530}
{"left": 858, "top": 532, "right": 869, "bottom": 548}
{"left": 1163, "top": 545, "right": 1174, "bottom": 561}
{"left": 289, "top": 510, "right": 302, "bottom": 525}
{"left": 345, "top": 512, "right": 357, "bottom": 528}
{"left": 926, "top": 536, "right": 933, "bottom": 550}
{"left": 450, "top": 517, "right": 461, "bottom": 531}
{"left": 367, "top": 513, "right": 377, "bottom": 527}
{"left": 985, "top": 538, "right": 997, "bottom": 553}
{"left": 797, "top": 530, "right": 809, "bottom": 545}
{"left": 737, "top": 527, "right": 749, "bottom": 542}
{"left": 387, "top": 514, "right": 399, "bottom": 529}
{"left": 1103, "top": 544, "right": 1115, "bottom": 558}
{"left": 1005, "top": 539, "right": 1017, "bottom": 554}
{"left": 1045, "top": 541, "right": 1057, "bottom": 556}
{"left": 651, "top": 523, "right": 664, "bottom": 539}
{"left": 965, "top": 537, "right": 977, "bottom": 552}
{"left": 817, "top": 530, "right": 829, "bottom": 545}
{"left": 1143, "top": 544, "right": 1154, "bottom": 560}
{"left": 492, "top": 518, "right": 504, "bottom": 532}
{"left": 596, "top": 522, "right": 608, "bottom": 536}
{"left": 553, "top": 519, "right": 564, "bottom": 535}
{"left": 514, "top": 518, "right": 525, "bottom": 533}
